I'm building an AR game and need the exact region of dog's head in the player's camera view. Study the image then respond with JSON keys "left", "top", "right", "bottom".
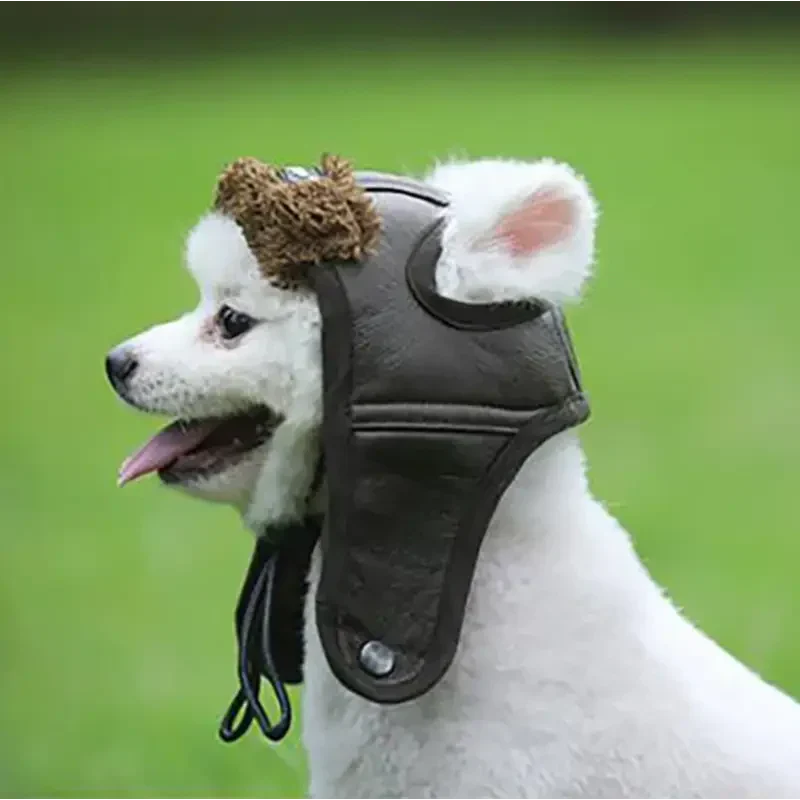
{"left": 106, "top": 155, "right": 596, "bottom": 530}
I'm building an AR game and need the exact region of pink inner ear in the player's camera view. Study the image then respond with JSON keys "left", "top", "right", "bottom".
{"left": 494, "top": 189, "right": 575, "bottom": 257}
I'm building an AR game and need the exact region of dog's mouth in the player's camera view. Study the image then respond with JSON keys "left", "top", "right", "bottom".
{"left": 117, "top": 406, "right": 280, "bottom": 486}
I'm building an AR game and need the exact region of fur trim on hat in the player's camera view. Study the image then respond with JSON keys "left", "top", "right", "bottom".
{"left": 213, "top": 154, "right": 381, "bottom": 288}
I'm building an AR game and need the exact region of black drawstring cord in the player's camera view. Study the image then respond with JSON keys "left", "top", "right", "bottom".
{"left": 219, "top": 543, "right": 292, "bottom": 743}
{"left": 219, "top": 456, "right": 325, "bottom": 744}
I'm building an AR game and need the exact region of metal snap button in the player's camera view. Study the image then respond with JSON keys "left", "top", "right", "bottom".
{"left": 358, "top": 640, "right": 395, "bottom": 677}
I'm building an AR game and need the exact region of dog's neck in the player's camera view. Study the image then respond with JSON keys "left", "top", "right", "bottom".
{"left": 446, "top": 429, "right": 632, "bottom": 641}
{"left": 299, "top": 429, "right": 647, "bottom": 796}
{"left": 479, "top": 429, "right": 590, "bottom": 551}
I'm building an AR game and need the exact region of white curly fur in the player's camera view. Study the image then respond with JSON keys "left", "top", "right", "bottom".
{"left": 109, "top": 158, "right": 800, "bottom": 798}
{"left": 429, "top": 158, "right": 597, "bottom": 305}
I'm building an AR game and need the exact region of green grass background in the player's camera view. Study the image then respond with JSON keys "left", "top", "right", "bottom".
{"left": 2, "top": 33, "right": 799, "bottom": 797}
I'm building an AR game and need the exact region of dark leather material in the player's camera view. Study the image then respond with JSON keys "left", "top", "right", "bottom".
{"left": 306, "top": 174, "right": 590, "bottom": 704}
{"left": 265, "top": 518, "right": 321, "bottom": 685}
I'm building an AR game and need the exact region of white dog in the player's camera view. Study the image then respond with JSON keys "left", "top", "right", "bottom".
{"left": 107, "top": 156, "right": 800, "bottom": 798}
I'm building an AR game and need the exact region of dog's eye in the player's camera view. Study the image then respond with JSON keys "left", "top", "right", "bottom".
{"left": 217, "top": 305, "right": 256, "bottom": 340}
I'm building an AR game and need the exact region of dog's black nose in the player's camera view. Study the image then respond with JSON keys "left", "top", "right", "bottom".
{"left": 105, "top": 348, "right": 138, "bottom": 393}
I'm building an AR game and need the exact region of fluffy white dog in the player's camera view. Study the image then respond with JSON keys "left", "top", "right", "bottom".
{"left": 107, "top": 155, "right": 800, "bottom": 798}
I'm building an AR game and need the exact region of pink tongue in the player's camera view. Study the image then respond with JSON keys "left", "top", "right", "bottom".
{"left": 118, "top": 421, "right": 219, "bottom": 486}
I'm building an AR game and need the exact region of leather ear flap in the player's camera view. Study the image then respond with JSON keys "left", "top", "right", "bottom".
{"left": 315, "top": 418, "right": 583, "bottom": 703}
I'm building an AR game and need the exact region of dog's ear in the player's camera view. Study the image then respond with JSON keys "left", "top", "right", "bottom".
{"left": 427, "top": 159, "right": 597, "bottom": 305}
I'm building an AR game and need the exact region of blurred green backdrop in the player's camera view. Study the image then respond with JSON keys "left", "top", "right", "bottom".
{"left": 2, "top": 5, "right": 800, "bottom": 798}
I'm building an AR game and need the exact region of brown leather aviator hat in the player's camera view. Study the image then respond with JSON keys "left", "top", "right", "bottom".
{"left": 214, "top": 155, "right": 590, "bottom": 744}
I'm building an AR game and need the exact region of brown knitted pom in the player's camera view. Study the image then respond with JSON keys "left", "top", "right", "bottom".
{"left": 213, "top": 154, "right": 381, "bottom": 287}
